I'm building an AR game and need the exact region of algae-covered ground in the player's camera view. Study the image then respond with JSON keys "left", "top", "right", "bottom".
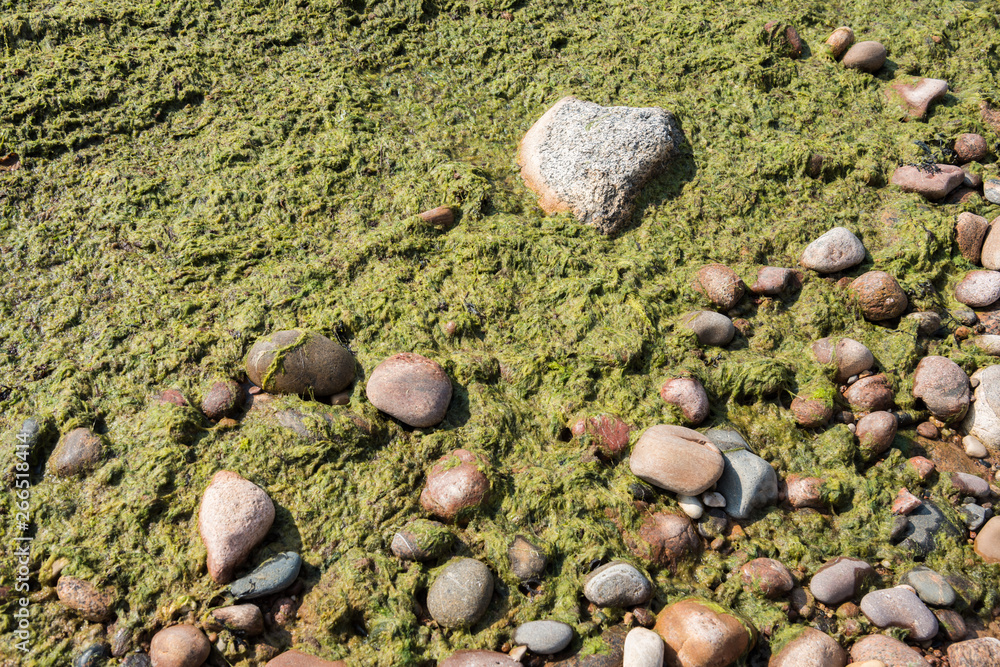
{"left": 2, "top": 0, "right": 1000, "bottom": 664}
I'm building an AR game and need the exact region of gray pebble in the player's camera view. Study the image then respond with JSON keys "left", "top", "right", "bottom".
{"left": 952, "top": 306, "right": 978, "bottom": 326}
{"left": 229, "top": 552, "right": 301, "bottom": 600}
{"left": 800, "top": 227, "right": 866, "bottom": 273}
{"left": 122, "top": 655, "right": 152, "bottom": 667}
{"left": 860, "top": 587, "right": 938, "bottom": 640}
{"left": 427, "top": 558, "right": 494, "bottom": 628}
{"left": 508, "top": 536, "right": 547, "bottom": 581}
{"left": 809, "top": 557, "right": 874, "bottom": 605}
{"left": 961, "top": 504, "right": 990, "bottom": 531}
{"left": 715, "top": 448, "right": 777, "bottom": 519}
{"left": 74, "top": 644, "right": 109, "bottom": 667}
{"left": 513, "top": 620, "right": 573, "bottom": 654}
{"left": 681, "top": 311, "right": 735, "bottom": 346}
{"left": 582, "top": 561, "right": 652, "bottom": 608}
{"left": 902, "top": 501, "right": 963, "bottom": 556}
{"left": 986, "top": 178, "right": 1000, "bottom": 205}
{"left": 901, "top": 566, "right": 956, "bottom": 607}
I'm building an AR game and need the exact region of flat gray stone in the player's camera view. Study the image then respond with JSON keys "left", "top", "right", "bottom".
{"left": 427, "top": 558, "right": 494, "bottom": 628}
{"left": 582, "top": 561, "right": 652, "bottom": 608}
{"left": 715, "top": 448, "right": 777, "bottom": 519}
{"left": 512, "top": 620, "right": 573, "bottom": 654}
{"left": 518, "top": 96, "right": 683, "bottom": 235}
{"left": 230, "top": 552, "right": 301, "bottom": 600}
{"left": 901, "top": 501, "right": 963, "bottom": 557}
{"left": 960, "top": 503, "right": 990, "bottom": 531}
{"left": 809, "top": 557, "right": 874, "bottom": 605}
{"left": 860, "top": 587, "right": 938, "bottom": 640}
{"left": 900, "top": 566, "right": 956, "bottom": 607}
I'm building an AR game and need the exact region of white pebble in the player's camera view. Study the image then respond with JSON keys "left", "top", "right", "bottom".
{"left": 677, "top": 494, "right": 704, "bottom": 519}
{"left": 623, "top": 627, "right": 664, "bottom": 667}
{"left": 965, "top": 434, "right": 988, "bottom": 458}
{"left": 702, "top": 491, "right": 726, "bottom": 507}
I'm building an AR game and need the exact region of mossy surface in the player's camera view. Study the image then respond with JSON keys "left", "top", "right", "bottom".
{"left": 2, "top": 0, "right": 1000, "bottom": 664}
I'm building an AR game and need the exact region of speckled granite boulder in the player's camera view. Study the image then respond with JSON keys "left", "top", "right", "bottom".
{"left": 518, "top": 96, "right": 683, "bottom": 235}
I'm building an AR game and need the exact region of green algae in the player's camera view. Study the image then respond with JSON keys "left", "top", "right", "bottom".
{"left": 1, "top": 0, "right": 1000, "bottom": 663}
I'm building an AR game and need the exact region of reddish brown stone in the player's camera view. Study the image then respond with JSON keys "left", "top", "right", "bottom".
{"left": 908, "top": 455, "right": 936, "bottom": 479}
{"left": 750, "top": 267, "right": 796, "bottom": 295}
{"left": 790, "top": 396, "right": 833, "bottom": 428}
{"left": 954, "top": 133, "right": 988, "bottom": 163}
{"left": 571, "top": 414, "right": 632, "bottom": 458}
{"left": 55, "top": 576, "right": 114, "bottom": 622}
{"left": 419, "top": 449, "right": 490, "bottom": 521}
{"left": 849, "top": 271, "right": 908, "bottom": 321}
{"left": 785, "top": 475, "right": 825, "bottom": 509}
{"left": 891, "top": 164, "right": 964, "bottom": 200}
{"left": 948, "top": 638, "right": 1000, "bottom": 667}
{"left": 696, "top": 264, "right": 745, "bottom": 310}
{"left": 855, "top": 411, "right": 897, "bottom": 455}
{"left": 660, "top": 377, "right": 710, "bottom": 425}
{"left": 633, "top": 512, "right": 700, "bottom": 568}
{"left": 202, "top": 379, "right": 242, "bottom": 421}
{"left": 915, "top": 422, "right": 939, "bottom": 439}
{"left": 265, "top": 650, "right": 347, "bottom": 667}
{"left": 150, "top": 625, "right": 211, "bottom": 667}
{"left": 740, "top": 558, "right": 794, "bottom": 598}
{"left": 887, "top": 78, "right": 947, "bottom": 120}
{"left": 843, "top": 377, "right": 894, "bottom": 414}
{"left": 891, "top": 487, "right": 922, "bottom": 515}
{"left": 654, "top": 600, "right": 753, "bottom": 667}
{"left": 157, "top": 389, "right": 188, "bottom": 407}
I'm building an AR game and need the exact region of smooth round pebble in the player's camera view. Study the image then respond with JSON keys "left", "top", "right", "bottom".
{"left": 659, "top": 377, "right": 709, "bottom": 424}
{"left": 974, "top": 516, "right": 1000, "bottom": 563}
{"left": 419, "top": 449, "right": 490, "bottom": 521}
{"left": 508, "top": 535, "right": 547, "bottom": 581}
{"left": 201, "top": 380, "right": 241, "bottom": 420}
{"left": 851, "top": 635, "right": 930, "bottom": 667}
{"left": 681, "top": 310, "right": 735, "bottom": 346}
{"left": 740, "top": 557, "right": 794, "bottom": 598}
{"left": 860, "top": 587, "right": 938, "bottom": 640}
{"left": 786, "top": 475, "right": 824, "bottom": 509}
{"left": 623, "top": 627, "right": 664, "bottom": 667}
{"left": 654, "top": 599, "right": 753, "bottom": 667}
{"left": 677, "top": 494, "right": 704, "bottom": 519}
{"left": 954, "top": 133, "right": 988, "bottom": 163}
{"left": 426, "top": 558, "right": 494, "bottom": 628}
{"left": 812, "top": 337, "right": 874, "bottom": 382}
{"left": 951, "top": 472, "right": 990, "bottom": 498}
{"left": 842, "top": 40, "right": 886, "bottom": 72}
{"left": 983, "top": 223, "right": 1000, "bottom": 270}
{"left": 809, "top": 557, "right": 874, "bottom": 605}
{"left": 634, "top": 511, "right": 699, "bottom": 567}
{"left": 855, "top": 411, "right": 897, "bottom": 455}
{"left": 512, "top": 620, "right": 573, "bottom": 654}
{"left": 198, "top": 470, "right": 275, "bottom": 584}
{"left": 791, "top": 396, "right": 833, "bottom": 428}
{"left": 583, "top": 561, "right": 652, "bottom": 608}
{"left": 948, "top": 637, "right": 1000, "bottom": 667}
{"left": 211, "top": 604, "right": 264, "bottom": 635}
{"left": 56, "top": 576, "right": 114, "bottom": 622}
{"left": 956, "top": 271, "right": 1000, "bottom": 308}
{"left": 229, "top": 551, "right": 301, "bottom": 599}
{"left": 149, "top": 625, "right": 210, "bottom": 667}
{"left": 974, "top": 335, "right": 1000, "bottom": 356}
{"left": 629, "top": 425, "right": 724, "bottom": 495}
{"left": 965, "top": 435, "right": 988, "bottom": 458}
{"left": 245, "top": 329, "right": 355, "bottom": 396}
{"left": 769, "top": 627, "right": 847, "bottom": 667}
{"left": 843, "top": 374, "right": 894, "bottom": 413}
{"left": 800, "top": 227, "right": 865, "bottom": 273}
{"left": 716, "top": 448, "right": 778, "bottom": 519}
{"left": 49, "top": 427, "right": 104, "bottom": 477}
{"left": 956, "top": 212, "right": 990, "bottom": 264}
{"left": 900, "top": 566, "right": 956, "bottom": 607}
{"left": 826, "top": 26, "right": 854, "bottom": 59}
{"left": 74, "top": 644, "right": 110, "bottom": 667}
{"left": 907, "top": 311, "right": 942, "bottom": 336}
{"left": 366, "top": 352, "right": 452, "bottom": 427}
{"left": 750, "top": 266, "right": 796, "bottom": 295}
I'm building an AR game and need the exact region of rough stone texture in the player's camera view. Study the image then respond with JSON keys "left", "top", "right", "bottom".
{"left": 508, "top": 536, "right": 546, "bottom": 580}
{"left": 891, "top": 487, "right": 922, "bottom": 515}
{"left": 850, "top": 635, "right": 930, "bottom": 667}
{"left": 571, "top": 414, "right": 633, "bottom": 458}
{"left": 901, "top": 501, "right": 962, "bottom": 557}
{"left": 986, "top": 178, "right": 1000, "bottom": 204}
{"left": 750, "top": 266, "right": 797, "bottom": 295}
{"left": 786, "top": 475, "right": 825, "bottom": 509}
{"left": 800, "top": 227, "right": 866, "bottom": 273}
{"left": 122, "top": 655, "right": 152, "bottom": 667}
{"left": 981, "top": 220, "right": 1000, "bottom": 270}
{"left": 974, "top": 335, "right": 1000, "bottom": 356}
{"left": 791, "top": 396, "right": 834, "bottom": 428}
{"left": 716, "top": 448, "right": 778, "bottom": 519}
{"left": 842, "top": 41, "right": 886, "bottom": 72}
{"left": 264, "top": 651, "right": 347, "bottom": 667}
{"left": 741, "top": 558, "right": 794, "bottom": 598}
{"left": 547, "top": 625, "right": 628, "bottom": 667}
{"left": 583, "top": 561, "right": 652, "bottom": 608}
{"left": 419, "top": 449, "right": 490, "bottom": 521}
{"left": 201, "top": 380, "right": 242, "bottom": 420}
{"left": 49, "top": 427, "right": 104, "bottom": 477}
{"left": 426, "top": 558, "right": 494, "bottom": 628}
{"left": 633, "top": 511, "right": 700, "bottom": 567}
{"left": 512, "top": 620, "right": 573, "bottom": 654}
{"left": 934, "top": 608, "right": 968, "bottom": 641}
{"left": 680, "top": 311, "right": 735, "bottom": 346}
{"left": 212, "top": 604, "right": 264, "bottom": 635}
{"left": 56, "top": 576, "right": 114, "bottom": 622}
{"left": 955, "top": 133, "right": 988, "bottom": 162}
{"left": 908, "top": 456, "right": 936, "bottom": 478}
{"left": 629, "top": 425, "right": 724, "bottom": 495}
{"left": 391, "top": 519, "right": 453, "bottom": 562}
{"left": 960, "top": 503, "right": 989, "bottom": 531}
{"left": 850, "top": 271, "right": 908, "bottom": 320}
{"left": 855, "top": 411, "right": 898, "bottom": 455}
{"left": 951, "top": 472, "right": 990, "bottom": 498}
{"left": 891, "top": 164, "right": 964, "bottom": 200}
{"left": 518, "top": 96, "right": 682, "bottom": 235}
{"left": 660, "top": 377, "right": 710, "bottom": 425}
{"left": 962, "top": 164, "right": 983, "bottom": 188}
{"left": 439, "top": 651, "right": 520, "bottom": 667}
{"left": 812, "top": 337, "right": 874, "bottom": 382}
{"left": 149, "top": 625, "right": 211, "bottom": 667}
{"left": 158, "top": 389, "right": 189, "bottom": 407}
{"left": 654, "top": 599, "right": 753, "bottom": 667}
{"left": 900, "top": 567, "right": 956, "bottom": 607}
{"left": 956, "top": 212, "right": 989, "bottom": 264}
{"left": 974, "top": 516, "right": 1000, "bottom": 563}
{"left": 843, "top": 375, "right": 894, "bottom": 413}
{"left": 887, "top": 78, "right": 948, "bottom": 119}
{"left": 623, "top": 627, "right": 665, "bottom": 667}
{"left": 769, "top": 628, "right": 847, "bottom": 667}
{"left": 809, "top": 557, "right": 874, "bottom": 606}
{"left": 948, "top": 637, "right": 1000, "bottom": 667}
{"left": 366, "top": 353, "right": 452, "bottom": 427}
{"left": 826, "top": 27, "right": 854, "bottom": 59}
{"left": 198, "top": 470, "right": 275, "bottom": 584}
{"left": 859, "top": 587, "right": 938, "bottom": 640}
{"left": 956, "top": 271, "right": 1000, "bottom": 308}
{"left": 230, "top": 551, "right": 301, "bottom": 600}
{"left": 696, "top": 264, "right": 744, "bottom": 310}
{"left": 962, "top": 365, "right": 1000, "bottom": 449}
{"left": 245, "top": 330, "right": 355, "bottom": 397}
